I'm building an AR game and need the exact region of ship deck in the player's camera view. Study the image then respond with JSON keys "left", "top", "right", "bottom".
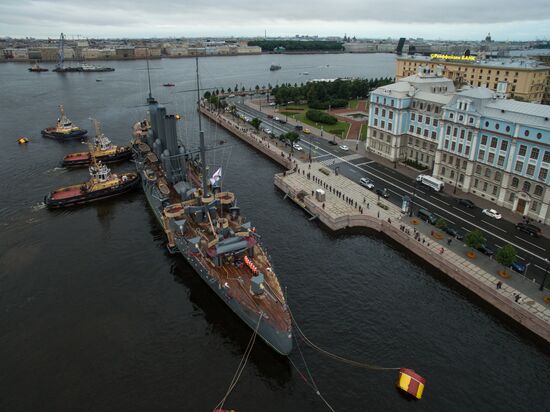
{"left": 50, "top": 186, "right": 83, "bottom": 199}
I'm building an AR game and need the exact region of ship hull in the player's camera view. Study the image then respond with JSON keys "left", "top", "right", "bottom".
{"left": 42, "top": 129, "right": 88, "bottom": 140}
{"left": 45, "top": 175, "right": 139, "bottom": 209}
{"left": 62, "top": 149, "right": 132, "bottom": 167}
{"left": 136, "top": 161, "right": 292, "bottom": 355}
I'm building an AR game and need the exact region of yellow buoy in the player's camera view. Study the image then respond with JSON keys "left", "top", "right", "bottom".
{"left": 18, "top": 137, "right": 29, "bottom": 144}
{"left": 175, "top": 114, "right": 181, "bottom": 120}
{"left": 397, "top": 368, "right": 426, "bottom": 400}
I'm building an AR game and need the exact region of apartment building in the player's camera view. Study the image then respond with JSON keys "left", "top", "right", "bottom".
{"left": 397, "top": 56, "right": 549, "bottom": 104}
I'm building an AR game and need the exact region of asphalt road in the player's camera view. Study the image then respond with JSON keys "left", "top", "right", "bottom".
{"left": 231, "top": 100, "right": 550, "bottom": 287}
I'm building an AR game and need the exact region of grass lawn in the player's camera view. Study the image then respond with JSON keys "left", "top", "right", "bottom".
{"left": 359, "top": 124, "right": 368, "bottom": 141}
{"left": 280, "top": 111, "right": 351, "bottom": 137}
{"left": 348, "top": 99, "right": 359, "bottom": 109}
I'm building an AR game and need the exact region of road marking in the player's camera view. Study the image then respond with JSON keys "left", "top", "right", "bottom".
{"left": 239, "top": 102, "right": 549, "bottom": 265}
{"left": 461, "top": 226, "right": 470, "bottom": 232}
{"left": 517, "top": 256, "right": 525, "bottom": 261}
{"left": 452, "top": 206, "right": 476, "bottom": 218}
{"left": 355, "top": 161, "right": 375, "bottom": 166}
{"left": 481, "top": 220, "right": 507, "bottom": 233}
{"left": 513, "top": 236, "right": 546, "bottom": 251}
{"left": 430, "top": 196, "right": 451, "bottom": 206}
{"left": 434, "top": 213, "right": 455, "bottom": 224}
{"left": 313, "top": 153, "right": 331, "bottom": 160}
{"left": 535, "top": 264, "right": 549, "bottom": 271}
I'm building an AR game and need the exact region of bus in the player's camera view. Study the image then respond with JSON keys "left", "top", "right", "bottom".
{"left": 416, "top": 174, "right": 445, "bottom": 192}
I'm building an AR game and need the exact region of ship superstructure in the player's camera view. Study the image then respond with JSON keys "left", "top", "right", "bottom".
{"left": 131, "top": 62, "right": 292, "bottom": 355}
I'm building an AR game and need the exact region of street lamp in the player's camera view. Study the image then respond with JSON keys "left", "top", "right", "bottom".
{"left": 409, "top": 182, "right": 417, "bottom": 217}
{"left": 539, "top": 258, "right": 549, "bottom": 291}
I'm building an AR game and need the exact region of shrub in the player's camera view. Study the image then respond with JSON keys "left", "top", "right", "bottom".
{"left": 306, "top": 109, "right": 338, "bottom": 125}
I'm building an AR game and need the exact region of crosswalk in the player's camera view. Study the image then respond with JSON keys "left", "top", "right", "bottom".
{"left": 317, "top": 153, "right": 363, "bottom": 166}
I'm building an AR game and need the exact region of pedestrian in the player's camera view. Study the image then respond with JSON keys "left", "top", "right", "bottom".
{"left": 447, "top": 238, "right": 452, "bottom": 246}
{"left": 496, "top": 281, "right": 502, "bottom": 290}
{"left": 514, "top": 294, "right": 521, "bottom": 303}
{"left": 440, "top": 247, "right": 444, "bottom": 254}
{"left": 431, "top": 230, "right": 434, "bottom": 236}
{"left": 377, "top": 211, "right": 380, "bottom": 218}
{"left": 322, "top": 203, "right": 325, "bottom": 209}
{"left": 363, "top": 197, "right": 366, "bottom": 204}
{"left": 422, "top": 238, "right": 425, "bottom": 244}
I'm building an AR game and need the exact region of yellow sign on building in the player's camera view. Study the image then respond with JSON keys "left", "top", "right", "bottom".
{"left": 430, "top": 54, "right": 476, "bottom": 61}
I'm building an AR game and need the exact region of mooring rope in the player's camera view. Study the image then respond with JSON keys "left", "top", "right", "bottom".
{"left": 289, "top": 306, "right": 401, "bottom": 371}
{"left": 214, "top": 312, "right": 263, "bottom": 411}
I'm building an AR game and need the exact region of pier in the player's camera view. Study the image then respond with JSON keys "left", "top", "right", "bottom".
{"left": 200, "top": 103, "right": 550, "bottom": 343}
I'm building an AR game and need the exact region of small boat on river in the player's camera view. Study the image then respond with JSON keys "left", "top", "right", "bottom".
{"left": 45, "top": 158, "right": 139, "bottom": 208}
{"left": 62, "top": 119, "right": 132, "bottom": 167}
{"left": 41, "top": 105, "right": 87, "bottom": 140}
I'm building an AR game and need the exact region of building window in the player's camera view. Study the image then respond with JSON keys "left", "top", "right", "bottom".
{"left": 388, "top": 123, "right": 393, "bottom": 131}
{"left": 539, "top": 168, "right": 548, "bottom": 181}
{"left": 526, "top": 165, "right": 535, "bottom": 176}
{"left": 534, "top": 185, "right": 543, "bottom": 196}
{"left": 495, "top": 172, "right": 501, "bottom": 182}
{"left": 474, "top": 178, "right": 479, "bottom": 188}
{"left": 523, "top": 181, "right": 531, "bottom": 192}
{"left": 433, "top": 119, "right": 438, "bottom": 127}
{"left": 506, "top": 125, "right": 511, "bottom": 132}
{"left": 446, "top": 125, "right": 451, "bottom": 135}
{"left": 469, "top": 117, "right": 474, "bottom": 124}
{"left": 411, "top": 113, "right": 415, "bottom": 121}
{"left": 444, "top": 139, "right": 449, "bottom": 149}
{"left": 478, "top": 149, "right": 485, "bottom": 159}
{"left": 382, "top": 109, "right": 386, "bottom": 117}
{"left": 460, "top": 130, "right": 465, "bottom": 139}
{"left": 537, "top": 132, "right": 542, "bottom": 139}
{"left": 453, "top": 128, "right": 458, "bottom": 137}
{"left": 530, "top": 148, "right": 540, "bottom": 160}
{"left": 375, "top": 107, "right": 379, "bottom": 115}
{"left": 500, "top": 141, "right": 508, "bottom": 151}
{"left": 381, "top": 120, "right": 385, "bottom": 128}
{"left": 423, "top": 129, "right": 429, "bottom": 137}
{"left": 488, "top": 153, "right": 495, "bottom": 163}
{"left": 481, "top": 135, "right": 487, "bottom": 145}
{"left": 484, "top": 168, "right": 491, "bottom": 177}
{"left": 492, "top": 185, "right": 498, "bottom": 195}
{"left": 374, "top": 119, "right": 378, "bottom": 127}
{"left": 490, "top": 137, "right": 497, "bottom": 148}
{"left": 416, "top": 127, "right": 421, "bottom": 135}
{"left": 518, "top": 145, "right": 527, "bottom": 156}
{"left": 431, "top": 131, "right": 437, "bottom": 139}
{"left": 515, "top": 161, "right": 523, "bottom": 172}
{"left": 441, "top": 166, "right": 446, "bottom": 176}
{"left": 467, "top": 131, "right": 473, "bottom": 141}
{"left": 449, "top": 113, "right": 454, "bottom": 119}
{"left": 389, "top": 111, "right": 393, "bottom": 120}
{"left": 462, "top": 160, "right": 467, "bottom": 170}
{"left": 409, "top": 125, "right": 414, "bottom": 133}
{"left": 485, "top": 121, "right": 489, "bottom": 127}
{"left": 509, "top": 192, "right": 515, "bottom": 202}
{"left": 497, "top": 155, "right": 505, "bottom": 167}
{"left": 435, "top": 106, "right": 440, "bottom": 114}
{"left": 425, "top": 116, "right": 430, "bottom": 124}
{"left": 531, "top": 201, "right": 538, "bottom": 212}
{"left": 524, "top": 130, "right": 530, "bottom": 137}
{"left": 511, "top": 177, "right": 519, "bottom": 187}
{"left": 544, "top": 151, "right": 550, "bottom": 163}
{"left": 451, "top": 141, "right": 456, "bottom": 151}
{"left": 458, "top": 143, "right": 463, "bottom": 153}
{"left": 483, "top": 182, "right": 488, "bottom": 191}
{"left": 418, "top": 114, "right": 423, "bottom": 122}
{"left": 476, "top": 165, "right": 482, "bottom": 174}
{"left": 495, "top": 123, "right": 500, "bottom": 130}
{"left": 465, "top": 146, "right": 470, "bottom": 156}
{"left": 442, "top": 154, "right": 447, "bottom": 163}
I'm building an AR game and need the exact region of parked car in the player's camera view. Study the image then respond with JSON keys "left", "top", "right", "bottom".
{"left": 360, "top": 177, "right": 374, "bottom": 190}
{"left": 295, "top": 125, "right": 303, "bottom": 131}
{"left": 293, "top": 143, "right": 303, "bottom": 151}
{"left": 274, "top": 116, "right": 280, "bottom": 121}
{"left": 339, "top": 145, "right": 349, "bottom": 151}
{"left": 277, "top": 118, "right": 287, "bottom": 124}
{"left": 328, "top": 140, "right": 338, "bottom": 146}
{"left": 375, "top": 188, "right": 390, "bottom": 199}
{"left": 510, "top": 261, "right": 526, "bottom": 274}
{"left": 264, "top": 128, "right": 272, "bottom": 134}
{"left": 516, "top": 222, "right": 542, "bottom": 237}
{"left": 476, "top": 244, "right": 495, "bottom": 257}
{"left": 303, "top": 128, "right": 311, "bottom": 134}
{"left": 482, "top": 208, "right": 502, "bottom": 219}
{"left": 457, "top": 198, "right": 475, "bottom": 208}
{"left": 443, "top": 226, "right": 465, "bottom": 240}
{"left": 417, "top": 208, "right": 438, "bottom": 225}
{"left": 267, "top": 114, "right": 274, "bottom": 119}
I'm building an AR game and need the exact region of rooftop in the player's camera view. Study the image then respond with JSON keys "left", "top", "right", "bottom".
{"left": 398, "top": 55, "right": 550, "bottom": 70}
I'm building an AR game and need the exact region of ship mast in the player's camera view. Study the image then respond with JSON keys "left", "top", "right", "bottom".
{"left": 57, "top": 33, "right": 65, "bottom": 70}
{"left": 146, "top": 48, "right": 154, "bottom": 104}
{"left": 195, "top": 57, "right": 209, "bottom": 196}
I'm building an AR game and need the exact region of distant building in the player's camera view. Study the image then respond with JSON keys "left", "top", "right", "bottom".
{"left": 368, "top": 66, "right": 550, "bottom": 223}
{"left": 397, "top": 55, "right": 550, "bottom": 104}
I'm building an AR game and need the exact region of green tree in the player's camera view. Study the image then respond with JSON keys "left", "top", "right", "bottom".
{"left": 255, "top": 85, "right": 260, "bottom": 93}
{"left": 203, "top": 91, "right": 211, "bottom": 99}
{"left": 227, "top": 87, "right": 232, "bottom": 93}
{"left": 495, "top": 245, "right": 517, "bottom": 270}
{"left": 250, "top": 117, "right": 262, "bottom": 131}
{"left": 465, "top": 229, "right": 485, "bottom": 250}
{"left": 435, "top": 218, "right": 447, "bottom": 230}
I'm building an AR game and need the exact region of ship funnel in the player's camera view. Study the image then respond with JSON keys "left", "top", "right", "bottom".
{"left": 230, "top": 206, "right": 240, "bottom": 220}
{"left": 164, "top": 114, "right": 178, "bottom": 155}
{"left": 156, "top": 106, "right": 167, "bottom": 151}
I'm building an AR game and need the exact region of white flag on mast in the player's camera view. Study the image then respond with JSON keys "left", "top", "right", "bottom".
{"left": 209, "top": 167, "right": 222, "bottom": 185}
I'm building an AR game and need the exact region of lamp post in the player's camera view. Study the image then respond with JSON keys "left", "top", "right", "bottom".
{"left": 539, "top": 258, "right": 549, "bottom": 291}
{"left": 453, "top": 170, "right": 460, "bottom": 194}
{"left": 409, "top": 182, "right": 417, "bottom": 217}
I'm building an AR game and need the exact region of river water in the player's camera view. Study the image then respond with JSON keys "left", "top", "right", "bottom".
{"left": 0, "top": 53, "right": 548, "bottom": 412}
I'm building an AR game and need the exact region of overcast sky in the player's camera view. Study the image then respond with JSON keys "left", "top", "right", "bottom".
{"left": 1, "top": 0, "right": 549, "bottom": 40}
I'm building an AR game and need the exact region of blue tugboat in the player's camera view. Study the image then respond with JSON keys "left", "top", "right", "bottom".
{"left": 41, "top": 105, "right": 87, "bottom": 140}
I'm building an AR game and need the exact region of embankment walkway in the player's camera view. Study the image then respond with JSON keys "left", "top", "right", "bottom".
{"left": 200, "top": 103, "right": 550, "bottom": 343}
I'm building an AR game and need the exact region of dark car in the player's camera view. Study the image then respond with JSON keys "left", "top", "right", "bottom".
{"left": 457, "top": 198, "right": 475, "bottom": 208}
{"left": 417, "top": 208, "right": 438, "bottom": 225}
{"left": 328, "top": 140, "right": 338, "bottom": 146}
{"left": 516, "top": 222, "right": 542, "bottom": 238}
{"left": 476, "top": 244, "right": 495, "bottom": 257}
{"left": 375, "top": 188, "right": 390, "bottom": 199}
{"left": 510, "top": 261, "right": 526, "bottom": 274}
{"left": 294, "top": 125, "right": 303, "bottom": 131}
{"left": 443, "top": 226, "right": 465, "bottom": 240}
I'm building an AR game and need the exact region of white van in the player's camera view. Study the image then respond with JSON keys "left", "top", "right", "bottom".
{"left": 416, "top": 174, "right": 444, "bottom": 192}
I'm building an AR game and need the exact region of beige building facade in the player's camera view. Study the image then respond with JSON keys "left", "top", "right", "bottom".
{"left": 397, "top": 56, "right": 549, "bottom": 104}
